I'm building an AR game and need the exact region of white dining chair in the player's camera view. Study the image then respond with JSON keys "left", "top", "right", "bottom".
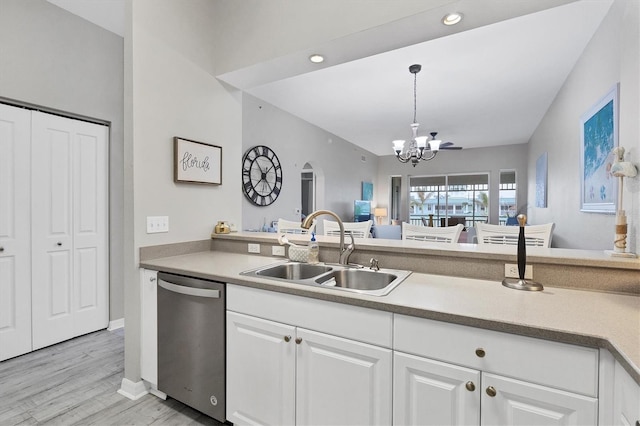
{"left": 475, "top": 222, "right": 554, "bottom": 247}
{"left": 323, "top": 220, "right": 372, "bottom": 238}
{"left": 402, "top": 222, "right": 464, "bottom": 244}
{"left": 277, "top": 218, "right": 315, "bottom": 234}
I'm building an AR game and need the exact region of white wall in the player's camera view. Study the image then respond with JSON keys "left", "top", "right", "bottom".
{"left": 123, "top": 0, "right": 449, "bottom": 382}
{"left": 242, "top": 94, "right": 378, "bottom": 230}
{"left": 376, "top": 144, "right": 529, "bottom": 226}
{"left": 0, "top": 0, "right": 125, "bottom": 321}
{"left": 527, "top": 0, "right": 640, "bottom": 251}
{"left": 124, "top": 0, "right": 242, "bottom": 379}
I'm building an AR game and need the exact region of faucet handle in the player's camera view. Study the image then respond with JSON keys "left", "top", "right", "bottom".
{"left": 369, "top": 258, "right": 380, "bottom": 271}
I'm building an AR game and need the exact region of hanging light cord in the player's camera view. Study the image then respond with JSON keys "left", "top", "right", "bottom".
{"left": 413, "top": 71, "right": 418, "bottom": 124}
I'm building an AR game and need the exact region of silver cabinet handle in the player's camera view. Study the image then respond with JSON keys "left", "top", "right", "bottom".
{"left": 0, "top": 247, "right": 4, "bottom": 252}
{"left": 475, "top": 348, "right": 486, "bottom": 358}
{"left": 150, "top": 277, "right": 157, "bottom": 282}
{"left": 295, "top": 337, "right": 302, "bottom": 344}
{"left": 158, "top": 280, "right": 220, "bottom": 298}
{"left": 284, "top": 335, "right": 291, "bottom": 342}
{"left": 486, "top": 386, "right": 497, "bottom": 397}
{"left": 465, "top": 381, "right": 476, "bottom": 392}
{"left": 57, "top": 242, "right": 62, "bottom": 246}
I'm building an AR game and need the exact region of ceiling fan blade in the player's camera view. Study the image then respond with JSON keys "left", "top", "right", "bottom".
{"left": 439, "top": 146, "right": 463, "bottom": 150}
{"left": 439, "top": 142, "right": 454, "bottom": 148}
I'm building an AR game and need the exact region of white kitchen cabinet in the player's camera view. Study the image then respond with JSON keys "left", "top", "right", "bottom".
{"left": 612, "top": 360, "right": 640, "bottom": 426}
{"left": 394, "top": 314, "right": 599, "bottom": 426}
{"left": 226, "top": 285, "right": 393, "bottom": 426}
{"left": 295, "top": 327, "right": 391, "bottom": 425}
{"left": 394, "top": 351, "right": 480, "bottom": 426}
{"left": 481, "top": 373, "right": 597, "bottom": 425}
{"left": 140, "top": 269, "right": 158, "bottom": 387}
{"left": 0, "top": 104, "right": 32, "bottom": 362}
{"left": 226, "top": 311, "right": 296, "bottom": 426}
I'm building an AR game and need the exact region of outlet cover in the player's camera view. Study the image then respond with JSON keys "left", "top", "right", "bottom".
{"left": 505, "top": 263, "right": 533, "bottom": 279}
{"left": 248, "top": 243, "right": 260, "bottom": 254}
{"left": 272, "top": 246, "right": 285, "bottom": 256}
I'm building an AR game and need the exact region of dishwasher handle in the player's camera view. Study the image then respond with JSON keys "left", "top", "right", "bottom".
{"left": 158, "top": 279, "right": 221, "bottom": 298}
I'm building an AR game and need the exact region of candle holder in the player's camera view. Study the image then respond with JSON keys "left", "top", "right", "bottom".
{"left": 606, "top": 147, "right": 637, "bottom": 258}
{"left": 502, "top": 214, "right": 544, "bottom": 291}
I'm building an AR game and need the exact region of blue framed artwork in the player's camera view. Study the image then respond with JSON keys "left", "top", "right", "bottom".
{"left": 362, "top": 181, "right": 373, "bottom": 201}
{"left": 579, "top": 84, "right": 618, "bottom": 213}
{"left": 535, "top": 152, "right": 547, "bottom": 208}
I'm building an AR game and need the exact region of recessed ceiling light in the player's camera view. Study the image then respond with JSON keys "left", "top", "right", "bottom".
{"left": 309, "top": 54, "right": 324, "bottom": 64}
{"left": 442, "top": 12, "right": 463, "bottom": 26}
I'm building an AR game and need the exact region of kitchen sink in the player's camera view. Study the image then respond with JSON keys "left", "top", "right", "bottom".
{"left": 315, "top": 269, "right": 397, "bottom": 290}
{"left": 255, "top": 263, "right": 333, "bottom": 280}
{"left": 241, "top": 261, "right": 411, "bottom": 297}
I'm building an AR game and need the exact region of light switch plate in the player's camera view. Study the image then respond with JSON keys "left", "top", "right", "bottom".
{"left": 146, "top": 216, "right": 169, "bottom": 233}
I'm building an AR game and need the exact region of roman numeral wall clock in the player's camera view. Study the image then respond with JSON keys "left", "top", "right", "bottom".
{"left": 241, "top": 145, "right": 283, "bottom": 206}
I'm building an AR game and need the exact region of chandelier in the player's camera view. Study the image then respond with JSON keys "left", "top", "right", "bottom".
{"left": 392, "top": 64, "right": 443, "bottom": 167}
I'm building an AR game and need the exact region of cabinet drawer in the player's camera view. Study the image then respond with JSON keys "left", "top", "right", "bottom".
{"left": 394, "top": 315, "right": 599, "bottom": 397}
{"left": 227, "top": 284, "right": 393, "bottom": 347}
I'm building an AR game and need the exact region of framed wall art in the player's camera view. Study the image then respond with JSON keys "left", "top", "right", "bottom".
{"left": 579, "top": 84, "right": 618, "bottom": 213}
{"left": 174, "top": 137, "right": 222, "bottom": 185}
{"left": 362, "top": 181, "right": 373, "bottom": 201}
{"left": 535, "top": 152, "right": 548, "bottom": 208}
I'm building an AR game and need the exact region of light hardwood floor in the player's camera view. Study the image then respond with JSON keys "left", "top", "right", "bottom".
{"left": 0, "top": 329, "right": 224, "bottom": 425}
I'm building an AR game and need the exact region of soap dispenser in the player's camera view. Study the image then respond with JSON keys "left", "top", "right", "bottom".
{"left": 308, "top": 232, "right": 319, "bottom": 264}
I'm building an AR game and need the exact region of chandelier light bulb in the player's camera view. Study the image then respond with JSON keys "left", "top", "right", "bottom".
{"left": 415, "top": 136, "right": 428, "bottom": 150}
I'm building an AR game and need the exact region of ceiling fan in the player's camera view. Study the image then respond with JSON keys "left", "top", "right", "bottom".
{"left": 427, "top": 132, "right": 463, "bottom": 150}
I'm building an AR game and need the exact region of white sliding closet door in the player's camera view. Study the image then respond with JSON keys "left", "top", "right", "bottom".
{"left": 0, "top": 104, "right": 32, "bottom": 361}
{"left": 31, "top": 111, "right": 108, "bottom": 349}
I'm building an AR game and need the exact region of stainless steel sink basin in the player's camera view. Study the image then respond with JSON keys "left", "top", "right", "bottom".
{"left": 315, "top": 269, "right": 396, "bottom": 290}
{"left": 255, "top": 263, "right": 332, "bottom": 280}
{"left": 241, "top": 261, "right": 411, "bottom": 296}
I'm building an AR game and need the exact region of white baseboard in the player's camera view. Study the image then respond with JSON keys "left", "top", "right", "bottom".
{"left": 107, "top": 318, "right": 125, "bottom": 331}
{"left": 117, "top": 378, "right": 148, "bottom": 400}
{"left": 149, "top": 387, "right": 167, "bottom": 400}
{"left": 141, "top": 379, "right": 167, "bottom": 400}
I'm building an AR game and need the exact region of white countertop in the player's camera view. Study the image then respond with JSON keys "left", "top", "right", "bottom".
{"left": 140, "top": 250, "right": 640, "bottom": 383}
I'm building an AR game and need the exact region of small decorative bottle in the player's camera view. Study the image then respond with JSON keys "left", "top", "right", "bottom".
{"left": 307, "top": 232, "right": 319, "bottom": 264}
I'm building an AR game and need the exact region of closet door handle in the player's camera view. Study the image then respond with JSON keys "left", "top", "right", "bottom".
{"left": 56, "top": 242, "right": 62, "bottom": 246}
{"left": 0, "top": 247, "right": 4, "bottom": 252}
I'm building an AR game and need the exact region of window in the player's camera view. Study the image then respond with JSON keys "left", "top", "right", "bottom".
{"left": 409, "top": 174, "right": 489, "bottom": 228}
{"left": 499, "top": 171, "right": 517, "bottom": 224}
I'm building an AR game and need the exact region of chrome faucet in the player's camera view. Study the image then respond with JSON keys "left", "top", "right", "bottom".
{"left": 301, "top": 210, "right": 354, "bottom": 265}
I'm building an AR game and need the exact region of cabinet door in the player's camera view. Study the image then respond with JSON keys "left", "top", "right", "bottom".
{"left": 481, "top": 373, "right": 597, "bottom": 426}
{"left": 0, "top": 104, "right": 32, "bottom": 361}
{"left": 31, "top": 111, "right": 108, "bottom": 349}
{"left": 226, "top": 311, "right": 296, "bottom": 426}
{"left": 394, "top": 352, "right": 480, "bottom": 426}
{"left": 613, "top": 361, "right": 640, "bottom": 426}
{"left": 296, "top": 327, "right": 392, "bottom": 426}
{"left": 140, "top": 269, "right": 158, "bottom": 385}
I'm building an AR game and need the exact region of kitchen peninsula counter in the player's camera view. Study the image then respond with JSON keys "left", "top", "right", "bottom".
{"left": 139, "top": 249, "right": 640, "bottom": 384}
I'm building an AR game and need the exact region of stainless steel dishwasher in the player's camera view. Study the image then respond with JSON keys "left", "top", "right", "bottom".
{"left": 157, "top": 272, "right": 226, "bottom": 422}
